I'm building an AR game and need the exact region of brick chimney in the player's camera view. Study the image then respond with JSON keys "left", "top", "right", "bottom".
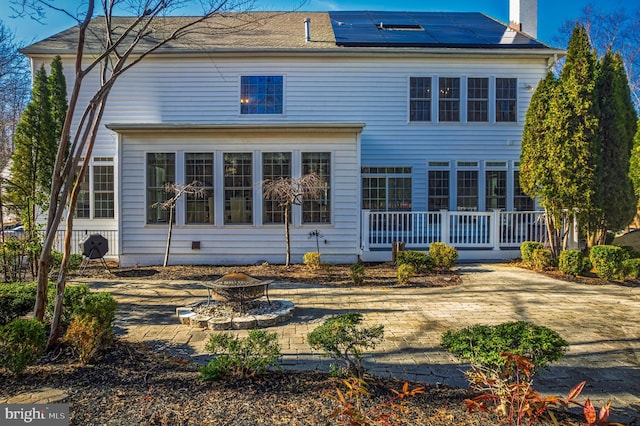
{"left": 509, "top": 0, "right": 537, "bottom": 39}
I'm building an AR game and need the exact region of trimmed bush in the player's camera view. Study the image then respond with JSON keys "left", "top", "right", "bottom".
{"left": 396, "top": 263, "right": 415, "bottom": 285}
{"left": 46, "top": 283, "right": 91, "bottom": 328}
{"left": 428, "top": 242, "right": 458, "bottom": 271}
{"left": 441, "top": 321, "right": 568, "bottom": 373}
{"left": 303, "top": 252, "right": 321, "bottom": 270}
{"left": 200, "top": 329, "right": 281, "bottom": 381}
{"left": 50, "top": 251, "right": 83, "bottom": 272}
{"left": 63, "top": 292, "right": 117, "bottom": 363}
{"left": 520, "top": 241, "right": 544, "bottom": 265}
{"left": 531, "top": 248, "right": 553, "bottom": 271}
{"left": 0, "top": 318, "right": 46, "bottom": 375}
{"left": 307, "top": 312, "right": 383, "bottom": 378}
{"left": 396, "top": 250, "right": 433, "bottom": 273}
{"left": 623, "top": 258, "right": 640, "bottom": 280}
{"left": 616, "top": 245, "right": 640, "bottom": 260}
{"left": 558, "top": 250, "right": 584, "bottom": 276}
{"left": 589, "top": 245, "right": 628, "bottom": 280}
{"left": 349, "top": 263, "right": 365, "bottom": 285}
{"left": 0, "top": 282, "right": 38, "bottom": 325}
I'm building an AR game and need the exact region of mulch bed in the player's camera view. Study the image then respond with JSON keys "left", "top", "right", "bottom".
{"left": 0, "top": 340, "right": 507, "bottom": 425}
{"left": 72, "top": 261, "right": 463, "bottom": 288}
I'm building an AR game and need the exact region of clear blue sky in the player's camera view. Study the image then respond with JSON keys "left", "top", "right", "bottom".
{"left": 0, "top": 0, "right": 634, "bottom": 48}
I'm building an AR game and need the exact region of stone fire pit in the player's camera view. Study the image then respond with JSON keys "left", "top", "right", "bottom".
{"left": 176, "top": 272, "right": 295, "bottom": 330}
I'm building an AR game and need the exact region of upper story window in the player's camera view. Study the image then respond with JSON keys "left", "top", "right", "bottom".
{"left": 438, "top": 77, "right": 460, "bottom": 122}
{"left": 409, "top": 77, "right": 432, "bottom": 122}
{"left": 467, "top": 77, "right": 489, "bottom": 122}
{"left": 240, "top": 76, "right": 283, "bottom": 115}
{"left": 496, "top": 78, "right": 517, "bottom": 122}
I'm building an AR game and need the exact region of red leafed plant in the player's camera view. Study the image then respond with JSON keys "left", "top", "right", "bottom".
{"left": 329, "top": 377, "right": 425, "bottom": 425}
{"left": 464, "top": 352, "right": 624, "bottom": 426}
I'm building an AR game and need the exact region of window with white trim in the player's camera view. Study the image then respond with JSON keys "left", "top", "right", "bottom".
{"left": 457, "top": 162, "right": 478, "bottom": 211}
{"left": 185, "top": 153, "right": 214, "bottom": 224}
{"left": 262, "top": 152, "right": 292, "bottom": 224}
{"left": 75, "top": 157, "right": 114, "bottom": 219}
{"left": 409, "top": 77, "right": 432, "bottom": 122}
{"left": 362, "top": 167, "right": 412, "bottom": 211}
{"left": 224, "top": 153, "right": 253, "bottom": 224}
{"left": 496, "top": 78, "right": 517, "bottom": 122}
{"left": 467, "top": 77, "right": 489, "bottom": 122}
{"left": 240, "top": 76, "right": 283, "bottom": 115}
{"left": 438, "top": 77, "right": 460, "bottom": 122}
{"left": 486, "top": 168, "right": 507, "bottom": 210}
{"left": 147, "top": 153, "right": 175, "bottom": 224}
{"left": 302, "top": 152, "right": 331, "bottom": 223}
{"left": 428, "top": 162, "right": 450, "bottom": 211}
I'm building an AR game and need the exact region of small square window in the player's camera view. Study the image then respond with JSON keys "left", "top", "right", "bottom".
{"left": 240, "top": 76, "right": 283, "bottom": 115}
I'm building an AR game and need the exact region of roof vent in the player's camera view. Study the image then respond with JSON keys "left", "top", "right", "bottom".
{"left": 304, "top": 17, "right": 311, "bottom": 42}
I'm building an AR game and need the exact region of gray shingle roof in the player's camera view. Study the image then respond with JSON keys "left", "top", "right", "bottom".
{"left": 22, "top": 12, "right": 337, "bottom": 55}
{"left": 22, "top": 11, "right": 555, "bottom": 55}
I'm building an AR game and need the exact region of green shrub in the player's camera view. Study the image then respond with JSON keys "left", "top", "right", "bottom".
{"left": 623, "top": 258, "right": 640, "bottom": 279}
{"left": 441, "top": 321, "right": 568, "bottom": 373}
{"left": 0, "top": 282, "right": 38, "bottom": 325}
{"left": 0, "top": 318, "right": 46, "bottom": 375}
{"left": 62, "top": 292, "right": 117, "bottom": 363}
{"left": 46, "top": 283, "right": 91, "bottom": 328}
{"left": 200, "top": 329, "right": 281, "bottom": 381}
{"left": 531, "top": 248, "right": 553, "bottom": 271}
{"left": 616, "top": 245, "right": 640, "bottom": 259}
{"left": 396, "top": 263, "right": 415, "bottom": 285}
{"left": 558, "top": 250, "right": 584, "bottom": 276}
{"left": 589, "top": 245, "right": 628, "bottom": 280}
{"left": 396, "top": 250, "right": 432, "bottom": 273}
{"left": 349, "top": 263, "right": 365, "bottom": 285}
{"left": 307, "top": 312, "right": 384, "bottom": 378}
{"left": 582, "top": 257, "right": 593, "bottom": 274}
{"left": 428, "top": 242, "right": 458, "bottom": 271}
{"left": 303, "top": 252, "right": 321, "bottom": 270}
{"left": 520, "top": 241, "right": 544, "bottom": 265}
{"left": 50, "top": 251, "right": 83, "bottom": 272}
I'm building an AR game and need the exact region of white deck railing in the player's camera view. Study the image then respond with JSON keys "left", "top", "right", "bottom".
{"left": 362, "top": 210, "right": 546, "bottom": 251}
{"left": 51, "top": 229, "right": 119, "bottom": 257}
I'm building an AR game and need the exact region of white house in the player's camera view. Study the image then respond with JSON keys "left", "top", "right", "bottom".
{"left": 21, "top": 1, "right": 562, "bottom": 266}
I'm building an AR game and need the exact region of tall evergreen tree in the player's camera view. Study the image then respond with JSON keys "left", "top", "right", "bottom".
{"left": 45, "top": 55, "right": 68, "bottom": 196}
{"left": 551, "top": 24, "right": 600, "bottom": 239}
{"left": 8, "top": 64, "right": 53, "bottom": 228}
{"left": 521, "top": 24, "right": 600, "bottom": 253}
{"left": 594, "top": 51, "right": 638, "bottom": 241}
{"left": 629, "top": 121, "right": 640, "bottom": 225}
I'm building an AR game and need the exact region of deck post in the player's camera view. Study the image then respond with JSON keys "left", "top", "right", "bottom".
{"left": 361, "top": 210, "right": 370, "bottom": 252}
{"left": 491, "top": 209, "right": 501, "bottom": 250}
{"left": 440, "top": 209, "right": 449, "bottom": 245}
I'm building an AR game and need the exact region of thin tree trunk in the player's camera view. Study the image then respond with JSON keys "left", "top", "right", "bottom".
{"left": 163, "top": 207, "right": 174, "bottom": 267}
{"left": 285, "top": 204, "right": 290, "bottom": 267}
{"left": 47, "top": 174, "right": 83, "bottom": 349}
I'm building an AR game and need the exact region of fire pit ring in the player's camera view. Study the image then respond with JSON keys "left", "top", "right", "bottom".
{"left": 201, "top": 273, "right": 272, "bottom": 312}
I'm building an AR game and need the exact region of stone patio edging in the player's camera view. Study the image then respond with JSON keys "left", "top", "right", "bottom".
{"left": 176, "top": 299, "right": 295, "bottom": 330}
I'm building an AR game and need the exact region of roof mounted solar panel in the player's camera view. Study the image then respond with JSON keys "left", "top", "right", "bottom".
{"left": 329, "top": 11, "right": 546, "bottom": 48}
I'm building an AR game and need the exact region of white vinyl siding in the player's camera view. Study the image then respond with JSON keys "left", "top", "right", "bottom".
{"left": 39, "top": 50, "right": 549, "bottom": 264}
